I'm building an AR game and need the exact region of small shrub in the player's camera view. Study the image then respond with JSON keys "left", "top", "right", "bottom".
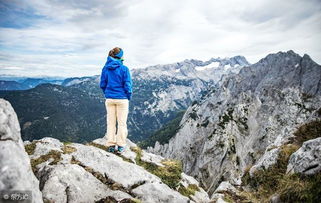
{"left": 201, "top": 119, "right": 210, "bottom": 127}
{"left": 218, "top": 108, "right": 234, "bottom": 129}
{"left": 278, "top": 173, "right": 321, "bottom": 202}
{"left": 178, "top": 184, "right": 200, "bottom": 198}
{"left": 237, "top": 117, "right": 248, "bottom": 130}
{"left": 131, "top": 146, "right": 183, "bottom": 189}
{"left": 301, "top": 92, "right": 313, "bottom": 102}
{"left": 292, "top": 120, "right": 321, "bottom": 146}
{"left": 189, "top": 112, "right": 198, "bottom": 120}
{"left": 221, "top": 190, "right": 248, "bottom": 203}
{"left": 62, "top": 143, "right": 77, "bottom": 154}
{"left": 242, "top": 120, "right": 321, "bottom": 202}
{"left": 241, "top": 144, "right": 299, "bottom": 201}
{"left": 31, "top": 150, "right": 62, "bottom": 173}
{"left": 24, "top": 141, "right": 37, "bottom": 155}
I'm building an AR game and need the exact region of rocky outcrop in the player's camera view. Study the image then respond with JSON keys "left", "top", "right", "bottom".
{"left": 249, "top": 147, "right": 280, "bottom": 176}
{"left": 0, "top": 99, "right": 43, "bottom": 203}
{"left": 287, "top": 137, "right": 321, "bottom": 175}
{"left": 27, "top": 137, "right": 209, "bottom": 203}
{"left": 148, "top": 50, "right": 321, "bottom": 197}
{"left": 1, "top": 98, "right": 210, "bottom": 203}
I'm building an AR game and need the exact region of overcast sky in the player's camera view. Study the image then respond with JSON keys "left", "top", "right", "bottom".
{"left": 0, "top": 0, "right": 320, "bottom": 77}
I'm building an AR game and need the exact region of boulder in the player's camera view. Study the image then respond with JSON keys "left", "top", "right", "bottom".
{"left": 287, "top": 137, "right": 321, "bottom": 175}
{"left": 40, "top": 164, "right": 132, "bottom": 203}
{"left": 25, "top": 137, "right": 209, "bottom": 202}
{"left": 131, "top": 182, "right": 190, "bottom": 203}
{"left": 180, "top": 173, "right": 210, "bottom": 203}
{"left": 70, "top": 143, "right": 162, "bottom": 188}
{"left": 0, "top": 99, "right": 43, "bottom": 203}
{"left": 249, "top": 148, "right": 280, "bottom": 176}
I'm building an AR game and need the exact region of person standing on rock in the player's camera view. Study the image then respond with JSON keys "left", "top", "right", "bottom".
{"left": 100, "top": 47, "right": 132, "bottom": 153}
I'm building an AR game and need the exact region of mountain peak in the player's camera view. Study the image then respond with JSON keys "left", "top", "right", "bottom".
{"left": 303, "top": 53, "right": 312, "bottom": 61}
{"left": 259, "top": 50, "right": 302, "bottom": 63}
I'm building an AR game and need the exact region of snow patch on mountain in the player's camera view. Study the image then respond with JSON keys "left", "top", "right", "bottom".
{"left": 195, "top": 61, "right": 220, "bottom": 71}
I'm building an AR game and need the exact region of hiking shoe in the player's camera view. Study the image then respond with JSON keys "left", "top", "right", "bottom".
{"left": 117, "top": 146, "right": 125, "bottom": 153}
{"left": 107, "top": 145, "right": 116, "bottom": 153}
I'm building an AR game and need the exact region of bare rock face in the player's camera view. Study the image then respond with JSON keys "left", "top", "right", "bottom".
{"left": 249, "top": 148, "right": 280, "bottom": 176}
{"left": 0, "top": 99, "right": 43, "bottom": 203}
{"left": 24, "top": 136, "right": 209, "bottom": 203}
{"left": 70, "top": 143, "right": 162, "bottom": 188}
{"left": 287, "top": 137, "right": 321, "bottom": 175}
{"left": 148, "top": 51, "right": 321, "bottom": 196}
{"left": 39, "top": 164, "right": 132, "bottom": 202}
{"left": 131, "top": 182, "right": 189, "bottom": 203}
{"left": 209, "top": 181, "right": 235, "bottom": 202}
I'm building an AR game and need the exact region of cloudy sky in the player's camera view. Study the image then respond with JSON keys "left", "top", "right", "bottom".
{"left": 0, "top": 0, "right": 320, "bottom": 77}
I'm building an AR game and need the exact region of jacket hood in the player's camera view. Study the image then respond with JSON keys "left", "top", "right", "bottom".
{"left": 105, "top": 56, "right": 123, "bottom": 70}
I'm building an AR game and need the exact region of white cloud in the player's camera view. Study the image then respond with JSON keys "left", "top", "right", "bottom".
{"left": 0, "top": 0, "right": 320, "bottom": 77}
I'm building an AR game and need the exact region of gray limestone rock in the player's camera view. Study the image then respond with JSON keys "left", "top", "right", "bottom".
{"left": 30, "top": 137, "right": 64, "bottom": 159}
{"left": 0, "top": 99, "right": 43, "bottom": 203}
{"left": 249, "top": 148, "right": 280, "bottom": 176}
{"left": 180, "top": 173, "right": 210, "bottom": 202}
{"left": 26, "top": 136, "right": 210, "bottom": 202}
{"left": 287, "top": 137, "right": 321, "bottom": 175}
{"left": 141, "top": 150, "right": 165, "bottom": 167}
{"left": 131, "top": 182, "right": 190, "bottom": 203}
{"left": 40, "top": 164, "right": 132, "bottom": 203}
{"left": 70, "top": 143, "right": 162, "bottom": 188}
{"left": 214, "top": 181, "right": 237, "bottom": 194}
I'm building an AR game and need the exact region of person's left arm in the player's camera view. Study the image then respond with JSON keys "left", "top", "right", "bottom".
{"left": 123, "top": 66, "right": 132, "bottom": 100}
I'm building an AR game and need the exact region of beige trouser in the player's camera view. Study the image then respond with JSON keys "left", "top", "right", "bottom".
{"left": 105, "top": 98, "right": 129, "bottom": 147}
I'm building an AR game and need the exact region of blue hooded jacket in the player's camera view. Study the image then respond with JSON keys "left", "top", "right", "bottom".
{"left": 100, "top": 56, "right": 132, "bottom": 100}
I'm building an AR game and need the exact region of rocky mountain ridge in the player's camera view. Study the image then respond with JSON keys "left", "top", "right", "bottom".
{"left": 133, "top": 55, "right": 249, "bottom": 82}
{"left": 148, "top": 50, "right": 321, "bottom": 201}
{"left": 0, "top": 98, "right": 210, "bottom": 203}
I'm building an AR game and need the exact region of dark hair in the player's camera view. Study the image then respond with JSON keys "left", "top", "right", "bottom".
{"left": 109, "top": 47, "right": 122, "bottom": 58}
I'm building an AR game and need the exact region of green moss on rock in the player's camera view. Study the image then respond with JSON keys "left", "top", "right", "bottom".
{"left": 62, "top": 143, "right": 77, "bottom": 154}
{"left": 86, "top": 142, "right": 108, "bottom": 151}
{"left": 292, "top": 120, "right": 321, "bottom": 146}
{"left": 24, "top": 141, "right": 37, "bottom": 155}
{"left": 31, "top": 150, "right": 62, "bottom": 173}
{"left": 241, "top": 141, "right": 321, "bottom": 202}
{"left": 178, "top": 184, "right": 200, "bottom": 198}
{"left": 131, "top": 146, "right": 183, "bottom": 189}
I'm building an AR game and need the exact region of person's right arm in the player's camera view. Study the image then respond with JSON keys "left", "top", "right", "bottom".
{"left": 100, "top": 67, "right": 108, "bottom": 93}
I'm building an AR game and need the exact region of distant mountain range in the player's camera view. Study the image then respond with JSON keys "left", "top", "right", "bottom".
{"left": 0, "top": 55, "right": 249, "bottom": 143}
{"left": 0, "top": 76, "right": 97, "bottom": 90}
{"left": 0, "top": 78, "right": 63, "bottom": 90}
